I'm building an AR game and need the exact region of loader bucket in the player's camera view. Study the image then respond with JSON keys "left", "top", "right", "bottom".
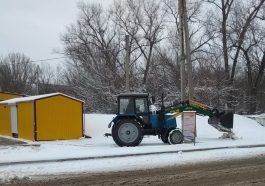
{"left": 219, "top": 111, "right": 234, "bottom": 129}
{"left": 208, "top": 111, "right": 234, "bottom": 132}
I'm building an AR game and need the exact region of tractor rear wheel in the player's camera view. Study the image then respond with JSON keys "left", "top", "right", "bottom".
{"left": 168, "top": 129, "right": 184, "bottom": 145}
{"left": 161, "top": 135, "right": 169, "bottom": 144}
{"left": 112, "top": 119, "right": 143, "bottom": 147}
{"left": 161, "top": 131, "right": 169, "bottom": 144}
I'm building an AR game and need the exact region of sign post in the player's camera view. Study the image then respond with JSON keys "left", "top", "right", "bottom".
{"left": 182, "top": 111, "right": 196, "bottom": 145}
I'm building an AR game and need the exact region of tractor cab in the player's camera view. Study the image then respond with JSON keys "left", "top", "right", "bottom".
{"left": 118, "top": 93, "right": 150, "bottom": 114}
{"left": 117, "top": 93, "right": 150, "bottom": 124}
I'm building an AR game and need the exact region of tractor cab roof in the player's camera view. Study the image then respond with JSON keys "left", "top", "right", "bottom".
{"left": 118, "top": 93, "right": 149, "bottom": 97}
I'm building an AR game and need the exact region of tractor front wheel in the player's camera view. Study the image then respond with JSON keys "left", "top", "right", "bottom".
{"left": 112, "top": 119, "right": 143, "bottom": 147}
{"left": 168, "top": 129, "right": 184, "bottom": 145}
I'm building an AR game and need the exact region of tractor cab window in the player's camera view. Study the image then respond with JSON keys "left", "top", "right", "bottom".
{"left": 135, "top": 98, "right": 148, "bottom": 113}
{"left": 119, "top": 98, "right": 134, "bottom": 114}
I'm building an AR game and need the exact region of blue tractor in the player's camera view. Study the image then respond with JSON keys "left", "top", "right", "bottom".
{"left": 108, "top": 93, "right": 234, "bottom": 147}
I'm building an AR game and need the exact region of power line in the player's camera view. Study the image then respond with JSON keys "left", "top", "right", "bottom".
{"left": 29, "top": 49, "right": 114, "bottom": 63}
{"left": 30, "top": 57, "right": 67, "bottom": 63}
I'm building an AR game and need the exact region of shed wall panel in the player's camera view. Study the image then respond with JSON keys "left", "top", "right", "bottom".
{"left": 36, "top": 95, "right": 83, "bottom": 140}
{"left": 0, "top": 105, "right": 11, "bottom": 136}
{"left": 0, "top": 93, "right": 21, "bottom": 101}
{"left": 17, "top": 102, "right": 34, "bottom": 140}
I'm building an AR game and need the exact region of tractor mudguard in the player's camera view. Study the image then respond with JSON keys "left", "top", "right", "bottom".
{"left": 108, "top": 119, "right": 114, "bottom": 128}
{"left": 108, "top": 116, "right": 124, "bottom": 128}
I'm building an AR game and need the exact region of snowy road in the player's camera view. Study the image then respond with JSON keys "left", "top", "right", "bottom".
{"left": 5, "top": 155, "right": 265, "bottom": 186}
{"left": 1, "top": 143, "right": 265, "bottom": 167}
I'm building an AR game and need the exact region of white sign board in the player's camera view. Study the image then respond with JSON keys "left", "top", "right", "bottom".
{"left": 182, "top": 111, "right": 196, "bottom": 144}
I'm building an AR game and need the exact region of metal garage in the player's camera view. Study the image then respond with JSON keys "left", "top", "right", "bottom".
{"left": 0, "top": 93, "right": 84, "bottom": 141}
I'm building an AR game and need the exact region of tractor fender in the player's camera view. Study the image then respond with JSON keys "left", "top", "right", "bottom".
{"left": 161, "top": 127, "right": 180, "bottom": 143}
{"left": 108, "top": 114, "right": 144, "bottom": 128}
{"left": 163, "top": 127, "right": 182, "bottom": 137}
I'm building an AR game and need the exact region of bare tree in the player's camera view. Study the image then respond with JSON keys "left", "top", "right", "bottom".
{"left": 205, "top": 0, "right": 265, "bottom": 82}
{"left": 230, "top": 0, "right": 265, "bottom": 82}
{"left": 61, "top": 3, "right": 124, "bottom": 112}
{"left": 235, "top": 18, "right": 265, "bottom": 113}
{"left": 205, "top": 0, "right": 234, "bottom": 80}
{"left": 113, "top": 0, "right": 167, "bottom": 86}
{"left": 0, "top": 53, "right": 36, "bottom": 94}
{"left": 58, "top": 0, "right": 265, "bottom": 114}
{"left": 36, "top": 64, "right": 63, "bottom": 94}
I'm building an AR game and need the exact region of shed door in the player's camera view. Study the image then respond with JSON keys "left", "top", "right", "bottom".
{"left": 10, "top": 105, "right": 18, "bottom": 134}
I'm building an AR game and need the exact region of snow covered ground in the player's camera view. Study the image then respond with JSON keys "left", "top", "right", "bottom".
{"left": 249, "top": 113, "right": 265, "bottom": 126}
{"left": 1, "top": 114, "right": 265, "bottom": 181}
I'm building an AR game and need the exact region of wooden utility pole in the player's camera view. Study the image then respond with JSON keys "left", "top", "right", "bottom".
{"left": 179, "top": 0, "right": 193, "bottom": 100}
{"left": 182, "top": 0, "right": 193, "bottom": 99}
{"left": 125, "top": 35, "right": 130, "bottom": 92}
{"left": 178, "top": 0, "right": 185, "bottom": 101}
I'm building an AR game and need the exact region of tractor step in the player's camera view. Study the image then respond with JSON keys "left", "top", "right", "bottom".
{"left": 104, "top": 133, "right": 112, "bottom": 137}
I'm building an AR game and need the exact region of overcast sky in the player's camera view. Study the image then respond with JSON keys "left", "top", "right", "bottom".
{"left": 0, "top": 0, "right": 113, "bottom": 65}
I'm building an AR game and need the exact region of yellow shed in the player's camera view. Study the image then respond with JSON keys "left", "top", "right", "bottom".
{"left": 0, "top": 91, "right": 24, "bottom": 101}
{"left": 0, "top": 93, "right": 84, "bottom": 141}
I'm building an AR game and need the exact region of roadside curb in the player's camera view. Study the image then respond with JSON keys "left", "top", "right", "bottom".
{"left": 1, "top": 144, "right": 265, "bottom": 167}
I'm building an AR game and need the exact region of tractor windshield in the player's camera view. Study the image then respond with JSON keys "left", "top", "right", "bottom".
{"left": 135, "top": 98, "right": 148, "bottom": 113}
{"left": 119, "top": 97, "right": 134, "bottom": 114}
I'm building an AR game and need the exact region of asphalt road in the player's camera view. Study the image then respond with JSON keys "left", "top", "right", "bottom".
{"left": 4, "top": 154, "right": 265, "bottom": 186}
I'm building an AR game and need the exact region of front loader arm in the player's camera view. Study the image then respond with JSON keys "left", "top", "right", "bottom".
{"left": 165, "top": 100, "right": 213, "bottom": 116}
{"left": 163, "top": 100, "right": 234, "bottom": 131}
